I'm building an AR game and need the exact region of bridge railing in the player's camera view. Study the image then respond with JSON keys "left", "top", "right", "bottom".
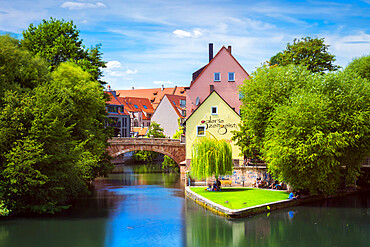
{"left": 109, "top": 137, "right": 183, "bottom": 143}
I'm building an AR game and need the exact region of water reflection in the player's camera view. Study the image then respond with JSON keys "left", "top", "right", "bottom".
{"left": 185, "top": 191, "right": 370, "bottom": 247}
{"left": 0, "top": 164, "right": 369, "bottom": 247}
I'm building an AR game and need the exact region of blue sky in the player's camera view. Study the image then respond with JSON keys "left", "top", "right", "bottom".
{"left": 1, "top": 0, "right": 369, "bottom": 89}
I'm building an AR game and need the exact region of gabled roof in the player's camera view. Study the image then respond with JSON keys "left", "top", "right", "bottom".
{"left": 190, "top": 46, "right": 250, "bottom": 87}
{"left": 116, "top": 86, "right": 186, "bottom": 109}
{"left": 118, "top": 97, "right": 154, "bottom": 115}
{"left": 184, "top": 90, "right": 239, "bottom": 125}
{"left": 164, "top": 94, "right": 186, "bottom": 119}
{"left": 105, "top": 91, "right": 129, "bottom": 115}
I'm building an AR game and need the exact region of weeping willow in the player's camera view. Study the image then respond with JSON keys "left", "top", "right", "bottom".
{"left": 191, "top": 136, "right": 233, "bottom": 179}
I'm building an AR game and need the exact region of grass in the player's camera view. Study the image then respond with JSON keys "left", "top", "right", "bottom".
{"left": 190, "top": 187, "right": 290, "bottom": 210}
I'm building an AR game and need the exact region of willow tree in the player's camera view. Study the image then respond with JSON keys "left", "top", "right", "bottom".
{"left": 191, "top": 136, "right": 233, "bottom": 179}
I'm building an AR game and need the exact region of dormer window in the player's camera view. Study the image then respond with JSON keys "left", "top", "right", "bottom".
{"left": 211, "top": 106, "right": 218, "bottom": 115}
{"left": 143, "top": 105, "right": 148, "bottom": 109}
{"left": 134, "top": 104, "right": 139, "bottom": 109}
{"left": 228, "top": 72, "right": 235, "bottom": 82}
{"left": 214, "top": 72, "right": 221, "bottom": 82}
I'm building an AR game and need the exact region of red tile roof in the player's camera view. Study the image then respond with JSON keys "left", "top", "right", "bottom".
{"left": 105, "top": 91, "right": 129, "bottom": 115}
{"left": 164, "top": 94, "right": 186, "bottom": 119}
{"left": 132, "top": 127, "right": 148, "bottom": 136}
{"left": 118, "top": 97, "right": 154, "bottom": 117}
{"left": 116, "top": 86, "right": 186, "bottom": 109}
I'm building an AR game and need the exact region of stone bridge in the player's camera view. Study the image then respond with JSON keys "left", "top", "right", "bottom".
{"left": 107, "top": 137, "right": 186, "bottom": 165}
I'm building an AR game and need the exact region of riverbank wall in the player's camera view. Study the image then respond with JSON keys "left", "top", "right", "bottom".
{"left": 185, "top": 186, "right": 359, "bottom": 218}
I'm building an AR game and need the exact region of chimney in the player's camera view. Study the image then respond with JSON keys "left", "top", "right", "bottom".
{"left": 228, "top": 45, "right": 232, "bottom": 54}
{"left": 172, "top": 86, "right": 177, "bottom": 95}
{"left": 209, "top": 43, "right": 213, "bottom": 62}
{"left": 161, "top": 84, "right": 164, "bottom": 91}
{"left": 210, "top": 85, "right": 214, "bottom": 93}
{"left": 132, "top": 86, "right": 134, "bottom": 90}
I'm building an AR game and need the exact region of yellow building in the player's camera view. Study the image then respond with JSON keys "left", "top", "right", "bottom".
{"left": 185, "top": 91, "right": 241, "bottom": 168}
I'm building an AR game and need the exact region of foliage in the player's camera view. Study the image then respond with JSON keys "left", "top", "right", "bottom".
{"left": 234, "top": 64, "right": 370, "bottom": 195}
{"left": 21, "top": 18, "right": 106, "bottom": 82}
{"left": 270, "top": 37, "right": 340, "bottom": 73}
{"left": 345, "top": 55, "right": 370, "bottom": 81}
{"left": 0, "top": 36, "right": 112, "bottom": 215}
{"left": 191, "top": 136, "right": 233, "bottom": 179}
{"left": 146, "top": 121, "right": 166, "bottom": 138}
{"left": 162, "top": 119, "right": 183, "bottom": 171}
{"left": 133, "top": 121, "right": 165, "bottom": 162}
{"left": 190, "top": 187, "right": 289, "bottom": 209}
{"left": 0, "top": 35, "right": 49, "bottom": 106}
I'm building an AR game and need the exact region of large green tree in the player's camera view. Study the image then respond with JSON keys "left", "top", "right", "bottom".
{"left": 21, "top": 18, "right": 106, "bottom": 82}
{"left": 0, "top": 35, "right": 112, "bottom": 215}
{"left": 234, "top": 64, "right": 370, "bottom": 195}
{"left": 270, "top": 37, "right": 340, "bottom": 73}
{"left": 345, "top": 55, "right": 370, "bottom": 81}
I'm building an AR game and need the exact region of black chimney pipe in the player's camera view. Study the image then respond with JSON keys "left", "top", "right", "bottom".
{"left": 209, "top": 43, "right": 213, "bottom": 62}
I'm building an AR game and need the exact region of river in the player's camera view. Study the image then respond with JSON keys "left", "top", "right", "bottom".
{"left": 0, "top": 164, "right": 369, "bottom": 247}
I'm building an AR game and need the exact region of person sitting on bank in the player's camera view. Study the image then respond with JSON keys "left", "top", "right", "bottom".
{"left": 213, "top": 179, "right": 221, "bottom": 191}
{"left": 270, "top": 180, "right": 279, "bottom": 189}
{"left": 289, "top": 191, "right": 296, "bottom": 199}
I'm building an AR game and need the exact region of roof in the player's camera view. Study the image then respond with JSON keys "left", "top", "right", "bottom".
{"left": 132, "top": 127, "right": 148, "bottom": 136}
{"left": 164, "top": 94, "right": 186, "bottom": 119}
{"left": 119, "top": 97, "right": 154, "bottom": 113}
{"left": 116, "top": 86, "right": 186, "bottom": 109}
{"left": 190, "top": 46, "right": 250, "bottom": 87}
{"left": 184, "top": 90, "right": 239, "bottom": 125}
{"left": 105, "top": 91, "right": 129, "bottom": 115}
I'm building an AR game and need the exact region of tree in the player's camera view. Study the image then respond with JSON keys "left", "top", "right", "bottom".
{"left": 191, "top": 136, "right": 233, "bottom": 180}
{"left": 146, "top": 121, "right": 166, "bottom": 138}
{"left": 134, "top": 121, "right": 166, "bottom": 162}
{"left": 270, "top": 37, "right": 340, "bottom": 73}
{"left": 162, "top": 120, "right": 184, "bottom": 172}
{"left": 345, "top": 55, "right": 370, "bottom": 81}
{"left": 234, "top": 64, "right": 370, "bottom": 195}
{"left": 0, "top": 36, "right": 112, "bottom": 214}
{"left": 21, "top": 18, "right": 106, "bottom": 82}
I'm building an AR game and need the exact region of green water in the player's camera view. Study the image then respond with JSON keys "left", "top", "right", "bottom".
{"left": 0, "top": 165, "right": 369, "bottom": 247}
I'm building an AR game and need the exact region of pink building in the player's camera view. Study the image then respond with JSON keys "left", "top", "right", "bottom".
{"left": 186, "top": 44, "right": 250, "bottom": 116}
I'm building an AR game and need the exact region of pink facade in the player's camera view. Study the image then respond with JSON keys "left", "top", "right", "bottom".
{"left": 186, "top": 45, "right": 250, "bottom": 116}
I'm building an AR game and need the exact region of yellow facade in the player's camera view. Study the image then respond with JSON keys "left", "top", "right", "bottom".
{"left": 185, "top": 91, "right": 241, "bottom": 163}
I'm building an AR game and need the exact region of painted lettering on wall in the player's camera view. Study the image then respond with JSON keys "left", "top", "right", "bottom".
{"left": 200, "top": 116, "right": 238, "bottom": 135}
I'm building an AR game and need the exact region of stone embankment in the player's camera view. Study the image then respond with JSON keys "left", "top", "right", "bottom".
{"left": 185, "top": 186, "right": 358, "bottom": 218}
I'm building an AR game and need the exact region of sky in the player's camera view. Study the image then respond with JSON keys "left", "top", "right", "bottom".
{"left": 1, "top": 0, "right": 369, "bottom": 89}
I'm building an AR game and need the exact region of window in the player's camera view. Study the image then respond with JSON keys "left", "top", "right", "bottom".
{"left": 211, "top": 106, "right": 218, "bottom": 115}
{"left": 173, "top": 101, "right": 176, "bottom": 105}
{"left": 180, "top": 99, "right": 186, "bottom": 107}
{"left": 134, "top": 104, "right": 139, "bottom": 109}
{"left": 239, "top": 91, "right": 244, "bottom": 99}
{"left": 228, "top": 72, "right": 235, "bottom": 82}
{"left": 214, "top": 72, "right": 221, "bottom": 82}
{"left": 197, "top": 125, "right": 206, "bottom": 136}
{"left": 143, "top": 105, "right": 148, "bottom": 109}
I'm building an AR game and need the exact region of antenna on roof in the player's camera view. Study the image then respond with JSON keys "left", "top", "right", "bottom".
{"left": 195, "top": 97, "right": 200, "bottom": 106}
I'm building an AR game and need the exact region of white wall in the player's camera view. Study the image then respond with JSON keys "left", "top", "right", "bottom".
{"left": 151, "top": 96, "right": 181, "bottom": 138}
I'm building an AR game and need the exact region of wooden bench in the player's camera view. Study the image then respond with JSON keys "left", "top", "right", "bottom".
{"left": 220, "top": 180, "right": 232, "bottom": 187}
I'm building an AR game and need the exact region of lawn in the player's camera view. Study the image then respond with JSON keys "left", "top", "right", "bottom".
{"left": 190, "top": 187, "right": 290, "bottom": 210}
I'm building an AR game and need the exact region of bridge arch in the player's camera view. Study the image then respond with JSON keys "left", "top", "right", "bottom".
{"left": 107, "top": 138, "right": 186, "bottom": 165}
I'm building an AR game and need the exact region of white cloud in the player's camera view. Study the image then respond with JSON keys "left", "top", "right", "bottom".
{"left": 106, "top": 60, "right": 122, "bottom": 69}
{"left": 126, "top": 69, "right": 138, "bottom": 74}
{"left": 104, "top": 60, "right": 138, "bottom": 77}
{"left": 173, "top": 29, "right": 202, "bottom": 38}
{"left": 61, "top": 2, "right": 106, "bottom": 10}
{"left": 153, "top": 80, "right": 174, "bottom": 85}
